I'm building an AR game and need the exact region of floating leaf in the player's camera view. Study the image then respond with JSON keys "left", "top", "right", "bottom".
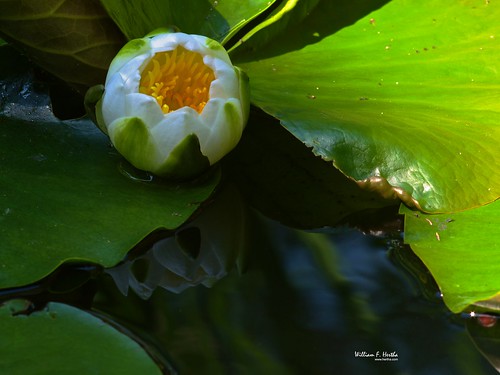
{"left": 228, "top": 0, "right": 321, "bottom": 54}
{"left": 98, "top": 0, "right": 277, "bottom": 44}
{"left": 401, "top": 200, "right": 500, "bottom": 313}
{"left": 0, "top": 116, "right": 219, "bottom": 289}
{"left": 0, "top": 0, "right": 126, "bottom": 94}
{"left": 0, "top": 300, "right": 164, "bottom": 374}
{"left": 235, "top": 0, "right": 500, "bottom": 212}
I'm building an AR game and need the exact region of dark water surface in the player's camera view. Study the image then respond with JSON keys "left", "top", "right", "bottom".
{"left": 90, "top": 208, "right": 498, "bottom": 375}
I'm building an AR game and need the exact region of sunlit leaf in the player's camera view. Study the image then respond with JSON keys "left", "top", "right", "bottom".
{"left": 0, "top": 116, "right": 219, "bottom": 289}
{"left": 0, "top": 300, "right": 163, "bottom": 374}
{"left": 206, "top": 0, "right": 278, "bottom": 45}
{"left": 0, "top": 0, "right": 126, "bottom": 94}
{"left": 98, "top": 0, "right": 277, "bottom": 44}
{"left": 401, "top": 201, "right": 500, "bottom": 313}
{"left": 235, "top": 0, "right": 500, "bottom": 212}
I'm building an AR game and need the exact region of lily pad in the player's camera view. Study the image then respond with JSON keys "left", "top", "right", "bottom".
{"left": 236, "top": 0, "right": 500, "bottom": 212}
{"left": 228, "top": 0, "right": 321, "bottom": 53}
{"left": 98, "top": 0, "right": 277, "bottom": 44}
{"left": 0, "top": 0, "right": 126, "bottom": 94}
{"left": 401, "top": 200, "right": 500, "bottom": 313}
{"left": 0, "top": 117, "right": 219, "bottom": 289}
{"left": 0, "top": 300, "right": 163, "bottom": 374}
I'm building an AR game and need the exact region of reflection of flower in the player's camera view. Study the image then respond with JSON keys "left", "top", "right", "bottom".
{"left": 96, "top": 30, "right": 249, "bottom": 179}
{"left": 106, "top": 184, "right": 247, "bottom": 297}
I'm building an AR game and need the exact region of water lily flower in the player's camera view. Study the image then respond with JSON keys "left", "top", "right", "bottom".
{"left": 95, "top": 30, "right": 249, "bottom": 179}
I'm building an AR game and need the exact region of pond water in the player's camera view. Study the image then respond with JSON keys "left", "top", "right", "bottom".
{"left": 95, "top": 217, "right": 496, "bottom": 374}
{"left": 14, "top": 190, "right": 495, "bottom": 375}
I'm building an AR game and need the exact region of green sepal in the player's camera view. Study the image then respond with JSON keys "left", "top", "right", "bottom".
{"left": 224, "top": 100, "right": 245, "bottom": 146}
{"left": 110, "top": 116, "right": 210, "bottom": 180}
{"left": 84, "top": 85, "right": 106, "bottom": 134}
{"left": 235, "top": 66, "right": 250, "bottom": 125}
{"left": 156, "top": 133, "right": 210, "bottom": 181}
{"left": 110, "top": 116, "right": 158, "bottom": 171}
{"left": 145, "top": 26, "right": 180, "bottom": 38}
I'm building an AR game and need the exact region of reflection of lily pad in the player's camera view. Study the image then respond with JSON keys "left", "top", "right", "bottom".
{"left": 107, "top": 183, "right": 247, "bottom": 297}
{"left": 236, "top": 0, "right": 500, "bottom": 212}
{"left": 0, "top": 117, "right": 219, "bottom": 289}
{"left": 401, "top": 201, "right": 500, "bottom": 313}
{"left": 0, "top": 300, "right": 163, "bottom": 374}
{"left": 467, "top": 316, "right": 500, "bottom": 372}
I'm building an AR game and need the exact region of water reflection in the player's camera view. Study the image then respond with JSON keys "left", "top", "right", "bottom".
{"left": 467, "top": 314, "right": 500, "bottom": 371}
{"left": 94, "top": 202, "right": 497, "bottom": 374}
{"left": 118, "top": 160, "right": 155, "bottom": 183}
{"left": 106, "top": 183, "right": 247, "bottom": 297}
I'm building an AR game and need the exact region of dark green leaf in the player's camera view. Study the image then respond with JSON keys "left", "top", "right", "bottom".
{"left": 228, "top": 0, "right": 321, "bottom": 55}
{"left": 0, "top": 117, "right": 219, "bottom": 288}
{"left": 0, "top": 300, "right": 163, "bottom": 374}
{"left": 99, "top": 0, "right": 276, "bottom": 44}
{"left": 0, "top": 0, "right": 126, "bottom": 94}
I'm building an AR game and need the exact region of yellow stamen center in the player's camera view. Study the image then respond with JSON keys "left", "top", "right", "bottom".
{"left": 139, "top": 46, "right": 215, "bottom": 114}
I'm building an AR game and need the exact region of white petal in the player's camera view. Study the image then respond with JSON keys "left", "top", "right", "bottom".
{"left": 182, "top": 35, "right": 211, "bottom": 55}
{"left": 208, "top": 64, "right": 239, "bottom": 99}
{"left": 113, "top": 54, "right": 150, "bottom": 90}
{"left": 106, "top": 38, "right": 152, "bottom": 83}
{"left": 189, "top": 34, "right": 232, "bottom": 64}
{"left": 200, "top": 98, "right": 244, "bottom": 163}
{"left": 150, "top": 32, "right": 189, "bottom": 52}
{"left": 124, "top": 93, "right": 165, "bottom": 128}
{"left": 102, "top": 56, "right": 149, "bottom": 125}
{"left": 101, "top": 73, "right": 127, "bottom": 125}
{"left": 150, "top": 107, "right": 208, "bottom": 162}
{"left": 163, "top": 33, "right": 207, "bottom": 55}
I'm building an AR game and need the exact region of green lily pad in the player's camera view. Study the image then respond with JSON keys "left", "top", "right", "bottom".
{"left": 98, "top": 0, "right": 277, "bottom": 44}
{"left": 204, "top": 0, "right": 279, "bottom": 45}
{"left": 0, "top": 300, "right": 163, "bottom": 374}
{"left": 0, "top": 0, "right": 126, "bottom": 94}
{"left": 401, "top": 200, "right": 500, "bottom": 313}
{"left": 236, "top": 0, "right": 500, "bottom": 212}
{"left": 0, "top": 117, "right": 219, "bottom": 289}
{"left": 228, "top": 0, "right": 320, "bottom": 53}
